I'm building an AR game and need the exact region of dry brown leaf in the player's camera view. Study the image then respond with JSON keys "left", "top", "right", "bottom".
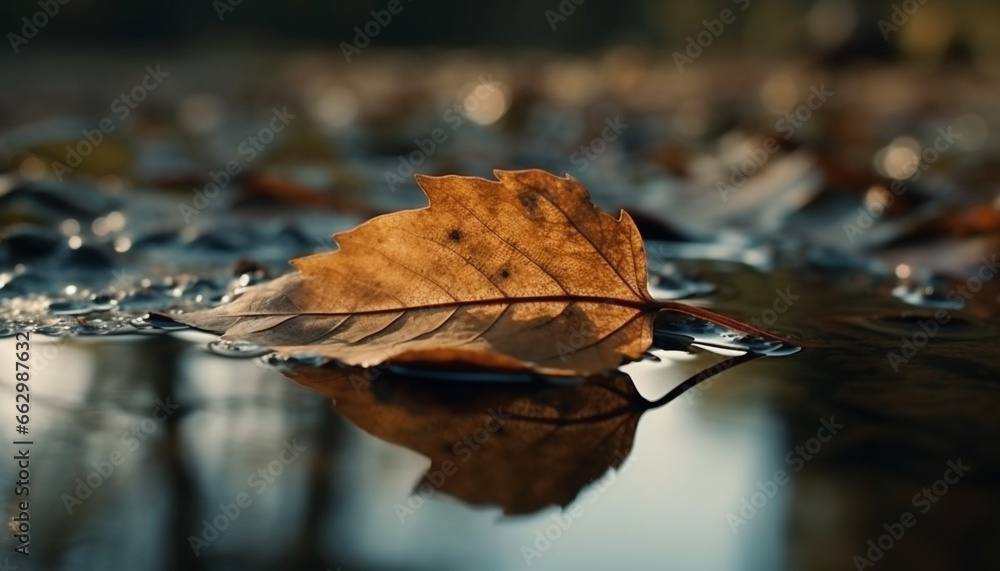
{"left": 169, "top": 169, "right": 785, "bottom": 376}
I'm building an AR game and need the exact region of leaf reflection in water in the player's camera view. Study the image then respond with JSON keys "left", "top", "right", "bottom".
{"left": 282, "top": 352, "right": 760, "bottom": 515}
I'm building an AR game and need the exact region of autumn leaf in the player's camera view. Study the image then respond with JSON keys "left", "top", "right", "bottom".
{"left": 167, "top": 169, "right": 789, "bottom": 376}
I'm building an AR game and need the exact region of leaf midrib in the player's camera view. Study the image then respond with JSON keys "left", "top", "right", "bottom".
{"left": 223, "top": 294, "right": 652, "bottom": 318}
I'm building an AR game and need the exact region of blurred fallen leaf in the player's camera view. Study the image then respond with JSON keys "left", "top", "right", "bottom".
{"left": 18, "top": 137, "right": 133, "bottom": 181}
{"left": 239, "top": 170, "right": 379, "bottom": 217}
{"left": 168, "top": 169, "right": 789, "bottom": 376}
{"left": 922, "top": 204, "right": 1000, "bottom": 237}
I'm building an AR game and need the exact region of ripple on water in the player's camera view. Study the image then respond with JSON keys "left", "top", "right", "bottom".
{"left": 845, "top": 312, "right": 998, "bottom": 341}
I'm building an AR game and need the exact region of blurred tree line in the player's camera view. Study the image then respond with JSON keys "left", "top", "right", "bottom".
{"left": 1, "top": 0, "right": 998, "bottom": 62}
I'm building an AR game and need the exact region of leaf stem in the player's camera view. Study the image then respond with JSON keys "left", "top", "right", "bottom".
{"left": 645, "top": 352, "right": 762, "bottom": 409}
{"left": 647, "top": 300, "right": 800, "bottom": 346}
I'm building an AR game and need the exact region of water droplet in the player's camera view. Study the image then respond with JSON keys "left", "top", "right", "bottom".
{"left": 106, "top": 211, "right": 127, "bottom": 232}
{"left": 267, "top": 352, "right": 329, "bottom": 368}
{"left": 48, "top": 299, "right": 93, "bottom": 315}
{"left": 145, "top": 313, "right": 189, "bottom": 331}
{"left": 235, "top": 270, "right": 269, "bottom": 288}
{"left": 892, "top": 280, "right": 964, "bottom": 310}
{"left": 89, "top": 293, "right": 115, "bottom": 311}
{"left": 208, "top": 339, "right": 270, "bottom": 358}
{"left": 61, "top": 219, "right": 81, "bottom": 236}
{"left": 35, "top": 324, "right": 74, "bottom": 336}
{"left": 130, "top": 316, "right": 154, "bottom": 330}
{"left": 114, "top": 237, "right": 132, "bottom": 253}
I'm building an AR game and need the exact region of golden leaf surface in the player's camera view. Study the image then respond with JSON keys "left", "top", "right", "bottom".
{"left": 170, "top": 169, "right": 782, "bottom": 375}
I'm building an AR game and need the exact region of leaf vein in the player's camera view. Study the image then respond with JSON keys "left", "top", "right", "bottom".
{"left": 529, "top": 186, "right": 642, "bottom": 300}
{"left": 446, "top": 194, "right": 570, "bottom": 295}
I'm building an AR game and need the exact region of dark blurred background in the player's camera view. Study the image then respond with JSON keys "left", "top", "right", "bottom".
{"left": 1, "top": 0, "right": 996, "bottom": 60}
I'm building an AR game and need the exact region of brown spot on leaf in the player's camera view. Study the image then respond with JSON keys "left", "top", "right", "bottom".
{"left": 519, "top": 191, "right": 538, "bottom": 212}
{"left": 449, "top": 229, "right": 462, "bottom": 242}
